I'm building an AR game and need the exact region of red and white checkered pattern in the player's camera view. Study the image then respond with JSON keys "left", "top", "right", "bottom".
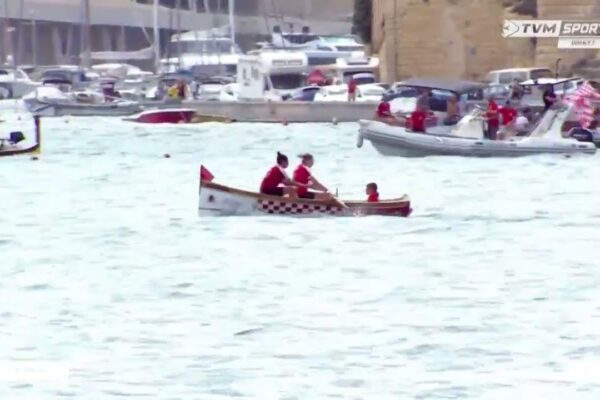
{"left": 563, "top": 82, "right": 600, "bottom": 128}
{"left": 258, "top": 199, "right": 341, "bottom": 215}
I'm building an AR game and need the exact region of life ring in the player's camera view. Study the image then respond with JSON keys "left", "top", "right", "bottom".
{"left": 357, "top": 132, "right": 364, "bottom": 148}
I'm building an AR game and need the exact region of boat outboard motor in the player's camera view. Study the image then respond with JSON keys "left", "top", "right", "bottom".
{"left": 9, "top": 131, "right": 25, "bottom": 144}
{"left": 568, "top": 127, "right": 594, "bottom": 143}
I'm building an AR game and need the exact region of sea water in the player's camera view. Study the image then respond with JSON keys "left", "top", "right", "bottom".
{"left": 1, "top": 114, "right": 600, "bottom": 399}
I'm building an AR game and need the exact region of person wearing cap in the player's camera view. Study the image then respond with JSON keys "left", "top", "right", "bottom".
{"left": 293, "top": 154, "right": 332, "bottom": 200}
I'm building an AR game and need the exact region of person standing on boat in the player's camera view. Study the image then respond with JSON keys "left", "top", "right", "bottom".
{"left": 486, "top": 95, "right": 500, "bottom": 140}
{"left": 293, "top": 154, "right": 333, "bottom": 200}
{"left": 509, "top": 79, "right": 524, "bottom": 100}
{"left": 348, "top": 77, "right": 358, "bottom": 102}
{"left": 260, "top": 152, "right": 304, "bottom": 198}
{"left": 444, "top": 94, "right": 461, "bottom": 125}
{"left": 543, "top": 84, "right": 557, "bottom": 111}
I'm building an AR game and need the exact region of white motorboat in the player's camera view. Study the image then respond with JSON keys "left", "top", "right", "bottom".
{"left": 23, "top": 79, "right": 142, "bottom": 117}
{"left": 0, "top": 67, "right": 40, "bottom": 99}
{"left": 357, "top": 105, "right": 596, "bottom": 157}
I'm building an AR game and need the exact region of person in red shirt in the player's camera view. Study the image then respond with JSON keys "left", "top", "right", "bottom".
{"left": 348, "top": 77, "right": 357, "bottom": 102}
{"left": 366, "top": 182, "right": 379, "bottom": 202}
{"left": 260, "top": 152, "right": 304, "bottom": 197}
{"left": 292, "top": 153, "right": 332, "bottom": 200}
{"left": 499, "top": 100, "right": 517, "bottom": 125}
{"left": 408, "top": 109, "right": 427, "bottom": 132}
{"left": 486, "top": 95, "right": 500, "bottom": 140}
{"left": 375, "top": 101, "right": 400, "bottom": 125}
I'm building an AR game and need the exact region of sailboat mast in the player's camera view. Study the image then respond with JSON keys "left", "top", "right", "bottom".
{"left": 228, "top": 0, "right": 235, "bottom": 54}
{"left": 81, "top": 0, "right": 91, "bottom": 68}
{"left": 153, "top": 0, "right": 160, "bottom": 72}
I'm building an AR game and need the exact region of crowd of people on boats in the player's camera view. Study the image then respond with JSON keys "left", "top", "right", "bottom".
{"left": 373, "top": 82, "right": 573, "bottom": 140}
{"left": 259, "top": 152, "right": 379, "bottom": 202}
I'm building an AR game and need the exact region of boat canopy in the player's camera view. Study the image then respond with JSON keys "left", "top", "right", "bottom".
{"left": 398, "top": 78, "right": 487, "bottom": 94}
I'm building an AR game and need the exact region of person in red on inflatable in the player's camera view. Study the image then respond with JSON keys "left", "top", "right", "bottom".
{"left": 366, "top": 182, "right": 379, "bottom": 202}
{"left": 499, "top": 100, "right": 517, "bottom": 126}
{"left": 260, "top": 152, "right": 304, "bottom": 198}
{"left": 293, "top": 153, "right": 333, "bottom": 200}
{"left": 486, "top": 95, "right": 500, "bottom": 140}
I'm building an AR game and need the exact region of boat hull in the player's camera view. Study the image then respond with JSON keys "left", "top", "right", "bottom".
{"left": 199, "top": 181, "right": 411, "bottom": 217}
{"left": 124, "top": 108, "right": 229, "bottom": 124}
{"left": 24, "top": 98, "right": 142, "bottom": 117}
{"left": 358, "top": 120, "right": 597, "bottom": 157}
{"left": 0, "top": 116, "right": 41, "bottom": 158}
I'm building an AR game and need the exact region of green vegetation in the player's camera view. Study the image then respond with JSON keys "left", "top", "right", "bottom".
{"left": 353, "top": 0, "right": 372, "bottom": 44}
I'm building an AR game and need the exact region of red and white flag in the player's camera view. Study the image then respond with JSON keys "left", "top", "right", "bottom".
{"left": 200, "top": 165, "right": 214, "bottom": 182}
{"left": 563, "top": 81, "right": 600, "bottom": 128}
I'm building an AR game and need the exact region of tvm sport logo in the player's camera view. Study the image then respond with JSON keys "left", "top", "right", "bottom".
{"left": 502, "top": 20, "right": 600, "bottom": 48}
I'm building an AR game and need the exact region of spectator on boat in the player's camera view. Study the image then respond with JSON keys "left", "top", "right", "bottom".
{"left": 260, "top": 152, "right": 304, "bottom": 198}
{"left": 443, "top": 94, "right": 461, "bottom": 125}
{"left": 366, "top": 182, "right": 379, "bottom": 202}
{"left": 167, "top": 84, "right": 179, "bottom": 100}
{"left": 543, "top": 84, "right": 557, "bottom": 111}
{"left": 375, "top": 101, "right": 400, "bottom": 125}
{"left": 500, "top": 100, "right": 517, "bottom": 126}
{"left": 509, "top": 78, "right": 524, "bottom": 100}
{"left": 177, "top": 80, "right": 189, "bottom": 99}
{"left": 156, "top": 81, "right": 167, "bottom": 100}
{"left": 486, "top": 95, "right": 500, "bottom": 140}
{"left": 293, "top": 154, "right": 333, "bottom": 200}
{"left": 416, "top": 89, "right": 431, "bottom": 113}
{"left": 348, "top": 77, "right": 358, "bottom": 102}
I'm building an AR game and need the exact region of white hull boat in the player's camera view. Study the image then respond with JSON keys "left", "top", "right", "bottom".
{"left": 358, "top": 105, "right": 597, "bottom": 157}
{"left": 23, "top": 87, "right": 142, "bottom": 117}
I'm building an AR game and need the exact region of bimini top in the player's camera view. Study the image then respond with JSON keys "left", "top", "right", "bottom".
{"left": 397, "top": 77, "right": 487, "bottom": 94}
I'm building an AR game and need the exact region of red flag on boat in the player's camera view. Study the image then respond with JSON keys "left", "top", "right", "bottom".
{"left": 563, "top": 81, "right": 600, "bottom": 128}
{"left": 200, "top": 165, "right": 214, "bottom": 182}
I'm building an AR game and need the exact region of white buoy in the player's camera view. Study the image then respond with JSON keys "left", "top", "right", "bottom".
{"left": 332, "top": 117, "right": 338, "bottom": 125}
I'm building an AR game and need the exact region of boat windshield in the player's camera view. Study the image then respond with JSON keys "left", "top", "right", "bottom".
{"left": 530, "top": 68, "right": 553, "bottom": 80}
{"left": 270, "top": 73, "right": 306, "bottom": 90}
{"left": 168, "top": 40, "right": 234, "bottom": 54}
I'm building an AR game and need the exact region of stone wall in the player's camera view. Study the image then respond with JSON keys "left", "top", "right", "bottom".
{"left": 372, "top": 0, "right": 599, "bottom": 81}
{"left": 536, "top": 0, "right": 600, "bottom": 77}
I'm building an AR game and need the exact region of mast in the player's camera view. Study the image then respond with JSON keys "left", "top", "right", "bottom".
{"left": 153, "top": 0, "right": 160, "bottom": 72}
{"left": 81, "top": 0, "right": 91, "bottom": 68}
{"left": 228, "top": 0, "right": 235, "bottom": 54}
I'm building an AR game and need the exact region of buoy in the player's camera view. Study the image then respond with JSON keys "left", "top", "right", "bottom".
{"left": 31, "top": 156, "right": 38, "bottom": 161}
{"left": 282, "top": 118, "right": 288, "bottom": 126}
{"left": 164, "top": 153, "right": 171, "bottom": 158}
{"left": 332, "top": 117, "right": 338, "bottom": 125}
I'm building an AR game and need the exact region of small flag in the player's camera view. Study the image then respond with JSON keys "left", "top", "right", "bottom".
{"left": 200, "top": 165, "right": 214, "bottom": 182}
{"left": 563, "top": 81, "right": 600, "bottom": 129}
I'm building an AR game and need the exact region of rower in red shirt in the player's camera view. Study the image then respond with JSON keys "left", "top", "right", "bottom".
{"left": 486, "top": 95, "right": 500, "bottom": 140}
{"left": 499, "top": 100, "right": 517, "bottom": 126}
{"left": 260, "top": 152, "right": 303, "bottom": 197}
{"left": 366, "top": 182, "right": 379, "bottom": 202}
{"left": 293, "top": 153, "right": 333, "bottom": 200}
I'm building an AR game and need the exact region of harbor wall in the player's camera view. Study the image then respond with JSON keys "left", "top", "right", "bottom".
{"left": 372, "top": 0, "right": 600, "bottom": 81}
{"left": 182, "top": 100, "right": 377, "bottom": 123}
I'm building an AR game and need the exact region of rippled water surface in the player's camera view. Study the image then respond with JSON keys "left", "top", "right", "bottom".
{"left": 1, "top": 112, "right": 600, "bottom": 399}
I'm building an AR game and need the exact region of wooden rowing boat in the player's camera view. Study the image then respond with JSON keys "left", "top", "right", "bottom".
{"left": 198, "top": 167, "right": 411, "bottom": 217}
{"left": 0, "top": 116, "right": 41, "bottom": 158}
